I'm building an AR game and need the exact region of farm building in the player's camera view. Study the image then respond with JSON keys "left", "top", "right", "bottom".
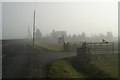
{"left": 50, "top": 30, "right": 67, "bottom": 43}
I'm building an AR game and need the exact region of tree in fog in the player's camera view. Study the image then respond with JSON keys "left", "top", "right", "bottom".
{"left": 98, "top": 33, "right": 106, "bottom": 41}
{"left": 66, "top": 34, "right": 71, "bottom": 42}
{"left": 76, "top": 34, "right": 81, "bottom": 42}
{"left": 35, "top": 28, "right": 42, "bottom": 41}
{"left": 72, "top": 34, "right": 77, "bottom": 42}
{"left": 81, "top": 32, "right": 86, "bottom": 41}
{"left": 106, "top": 32, "right": 113, "bottom": 41}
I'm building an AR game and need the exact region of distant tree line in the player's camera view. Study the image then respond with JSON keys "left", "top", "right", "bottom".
{"left": 65, "top": 32, "right": 116, "bottom": 42}
{"left": 31, "top": 28, "right": 117, "bottom": 43}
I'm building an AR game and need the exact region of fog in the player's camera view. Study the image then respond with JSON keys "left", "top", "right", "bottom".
{"left": 0, "top": 2, "right": 2, "bottom": 40}
{"left": 2, "top": 2, "right": 118, "bottom": 40}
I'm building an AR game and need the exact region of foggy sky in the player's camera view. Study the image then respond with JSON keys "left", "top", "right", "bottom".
{"left": 2, "top": 2, "right": 118, "bottom": 39}
{"left": 0, "top": 2, "right": 1, "bottom": 40}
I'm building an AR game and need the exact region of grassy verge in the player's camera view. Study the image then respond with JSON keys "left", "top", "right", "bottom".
{"left": 47, "top": 59, "right": 87, "bottom": 78}
{"left": 47, "top": 54, "right": 118, "bottom": 78}
{"left": 90, "top": 54, "right": 118, "bottom": 78}
{"left": 29, "top": 41, "right": 118, "bottom": 52}
{"left": 35, "top": 42, "right": 63, "bottom": 52}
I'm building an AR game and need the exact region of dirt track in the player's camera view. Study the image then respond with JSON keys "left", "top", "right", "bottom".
{"left": 2, "top": 40, "right": 76, "bottom": 78}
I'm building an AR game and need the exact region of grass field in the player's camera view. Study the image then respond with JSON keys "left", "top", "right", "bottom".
{"left": 33, "top": 42, "right": 118, "bottom": 52}
{"left": 90, "top": 54, "right": 118, "bottom": 78}
{"left": 47, "top": 54, "right": 118, "bottom": 78}
{"left": 35, "top": 42, "right": 63, "bottom": 52}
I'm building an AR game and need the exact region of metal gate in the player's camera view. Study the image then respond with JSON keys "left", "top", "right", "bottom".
{"left": 63, "top": 42, "right": 114, "bottom": 54}
{"left": 87, "top": 42, "right": 114, "bottom": 54}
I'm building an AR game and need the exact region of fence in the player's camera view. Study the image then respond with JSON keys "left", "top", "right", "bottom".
{"left": 63, "top": 42, "right": 114, "bottom": 54}
{"left": 87, "top": 42, "right": 114, "bottom": 54}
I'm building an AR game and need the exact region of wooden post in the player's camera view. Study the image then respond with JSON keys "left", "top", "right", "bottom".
{"left": 33, "top": 10, "right": 36, "bottom": 47}
{"left": 107, "top": 43, "right": 108, "bottom": 54}
{"left": 91, "top": 44, "right": 93, "bottom": 54}
{"left": 112, "top": 42, "right": 114, "bottom": 54}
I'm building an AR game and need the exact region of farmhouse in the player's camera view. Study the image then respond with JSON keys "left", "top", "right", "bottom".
{"left": 50, "top": 30, "right": 67, "bottom": 43}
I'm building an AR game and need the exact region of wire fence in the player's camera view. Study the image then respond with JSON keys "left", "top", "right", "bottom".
{"left": 63, "top": 42, "right": 115, "bottom": 54}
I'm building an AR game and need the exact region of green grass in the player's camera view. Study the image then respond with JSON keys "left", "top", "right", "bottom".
{"left": 47, "top": 59, "right": 87, "bottom": 78}
{"left": 28, "top": 43, "right": 53, "bottom": 53}
{"left": 35, "top": 42, "right": 63, "bottom": 52}
{"left": 47, "top": 54, "right": 118, "bottom": 78}
{"left": 31, "top": 42, "right": 118, "bottom": 53}
{"left": 71, "top": 54, "right": 118, "bottom": 78}
{"left": 90, "top": 54, "right": 118, "bottom": 78}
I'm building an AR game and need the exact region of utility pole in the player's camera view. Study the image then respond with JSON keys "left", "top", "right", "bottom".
{"left": 33, "top": 10, "right": 36, "bottom": 47}
{"left": 28, "top": 25, "right": 30, "bottom": 40}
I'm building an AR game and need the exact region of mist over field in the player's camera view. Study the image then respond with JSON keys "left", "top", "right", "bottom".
{"left": 2, "top": 2, "right": 118, "bottom": 40}
{"left": 0, "top": 2, "right": 2, "bottom": 40}
{"left": 1, "top": 1, "right": 119, "bottom": 79}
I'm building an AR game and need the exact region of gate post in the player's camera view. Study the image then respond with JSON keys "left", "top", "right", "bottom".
{"left": 112, "top": 42, "right": 114, "bottom": 54}
{"left": 77, "top": 48, "right": 86, "bottom": 56}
